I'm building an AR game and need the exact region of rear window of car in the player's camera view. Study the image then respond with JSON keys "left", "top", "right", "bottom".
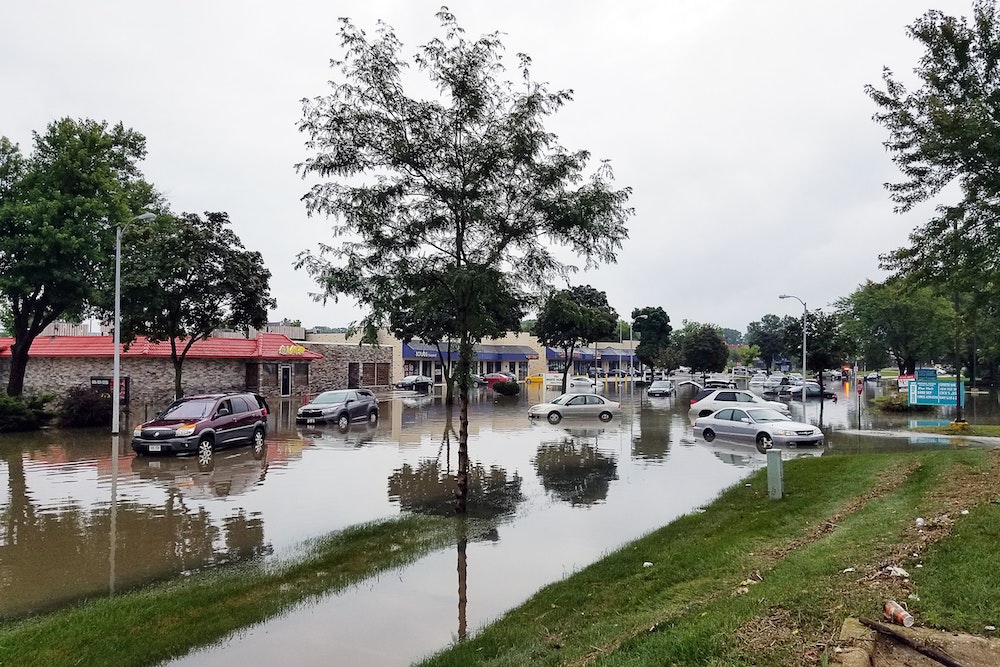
{"left": 693, "top": 389, "right": 714, "bottom": 402}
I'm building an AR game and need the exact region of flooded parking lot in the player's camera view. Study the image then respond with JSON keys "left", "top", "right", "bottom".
{"left": 1, "top": 378, "right": 997, "bottom": 664}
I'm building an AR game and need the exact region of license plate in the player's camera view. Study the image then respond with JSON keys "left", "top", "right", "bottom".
{"left": 148, "top": 444, "right": 161, "bottom": 452}
{"left": 307, "top": 418, "right": 315, "bottom": 424}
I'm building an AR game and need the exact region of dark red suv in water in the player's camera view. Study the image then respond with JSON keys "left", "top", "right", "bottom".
{"left": 132, "top": 393, "right": 269, "bottom": 465}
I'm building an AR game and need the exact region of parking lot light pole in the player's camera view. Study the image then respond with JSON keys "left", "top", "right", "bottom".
{"left": 779, "top": 294, "right": 807, "bottom": 405}
{"left": 112, "top": 212, "right": 156, "bottom": 435}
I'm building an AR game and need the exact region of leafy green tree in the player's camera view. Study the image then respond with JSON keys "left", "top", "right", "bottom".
{"left": 387, "top": 268, "right": 521, "bottom": 404}
{"left": 745, "top": 314, "right": 788, "bottom": 371}
{"left": 0, "top": 118, "right": 155, "bottom": 396}
{"left": 866, "top": 1, "right": 1000, "bottom": 419}
{"left": 534, "top": 286, "right": 618, "bottom": 392}
{"left": 719, "top": 327, "right": 743, "bottom": 345}
{"left": 739, "top": 344, "right": 761, "bottom": 368}
{"left": 784, "top": 310, "right": 850, "bottom": 390}
{"left": 676, "top": 322, "right": 728, "bottom": 372}
{"left": 112, "top": 212, "right": 275, "bottom": 397}
{"left": 631, "top": 307, "right": 671, "bottom": 373}
{"left": 295, "top": 11, "right": 632, "bottom": 511}
{"left": 836, "top": 280, "right": 952, "bottom": 375}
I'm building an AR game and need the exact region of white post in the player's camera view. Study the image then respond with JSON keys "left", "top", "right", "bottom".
{"left": 112, "top": 212, "right": 155, "bottom": 434}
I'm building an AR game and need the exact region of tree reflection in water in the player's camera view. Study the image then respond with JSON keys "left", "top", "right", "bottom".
{"left": 533, "top": 428, "right": 619, "bottom": 506}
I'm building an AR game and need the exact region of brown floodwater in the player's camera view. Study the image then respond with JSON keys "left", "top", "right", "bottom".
{"left": 1, "top": 379, "right": 996, "bottom": 665}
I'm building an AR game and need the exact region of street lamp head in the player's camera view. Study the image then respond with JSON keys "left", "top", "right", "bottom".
{"left": 779, "top": 294, "right": 789, "bottom": 299}
{"left": 131, "top": 212, "right": 156, "bottom": 223}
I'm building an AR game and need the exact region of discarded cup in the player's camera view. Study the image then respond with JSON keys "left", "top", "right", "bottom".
{"left": 884, "top": 600, "right": 914, "bottom": 627}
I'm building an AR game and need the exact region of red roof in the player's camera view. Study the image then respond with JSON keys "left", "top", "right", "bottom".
{"left": 0, "top": 332, "right": 323, "bottom": 360}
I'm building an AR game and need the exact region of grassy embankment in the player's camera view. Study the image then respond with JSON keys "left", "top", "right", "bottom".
{"left": 418, "top": 449, "right": 1000, "bottom": 666}
{"left": 3, "top": 450, "right": 999, "bottom": 667}
{"left": 0, "top": 514, "right": 458, "bottom": 667}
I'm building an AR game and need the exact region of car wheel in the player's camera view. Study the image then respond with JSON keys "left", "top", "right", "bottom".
{"left": 197, "top": 437, "right": 214, "bottom": 467}
{"left": 251, "top": 428, "right": 265, "bottom": 459}
{"left": 337, "top": 413, "right": 350, "bottom": 431}
{"left": 756, "top": 433, "right": 773, "bottom": 453}
{"left": 368, "top": 410, "right": 378, "bottom": 424}
{"left": 546, "top": 411, "right": 562, "bottom": 424}
{"left": 598, "top": 411, "right": 613, "bottom": 422}
{"left": 702, "top": 428, "right": 716, "bottom": 442}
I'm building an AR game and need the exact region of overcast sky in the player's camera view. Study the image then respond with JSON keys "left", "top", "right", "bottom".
{"left": 2, "top": 1, "right": 975, "bottom": 333}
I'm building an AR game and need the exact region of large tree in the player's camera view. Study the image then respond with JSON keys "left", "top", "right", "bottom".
{"left": 630, "top": 306, "right": 671, "bottom": 372}
{"left": 534, "top": 286, "right": 618, "bottom": 392}
{"left": 867, "top": 1, "right": 1000, "bottom": 419}
{"left": 837, "top": 280, "right": 953, "bottom": 375}
{"left": 113, "top": 212, "right": 275, "bottom": 397}
{"left": 295, "top": 11, "right": 631, "bottom": 511}
{"left": 0, "top": 118, "right": 155, "bottom": 396}
{"left": 745, "top": 314, "right": 790, "bottom": 371}
{"left": 674, "top": 321, "right": 728, "bottom": 373}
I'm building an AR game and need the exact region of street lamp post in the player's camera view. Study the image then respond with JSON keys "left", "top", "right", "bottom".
{"left": 779, "top": 294, "right": 807, "bottom": 405}
{"left": 112, "top": 212, "right": 155, "bottom": 434}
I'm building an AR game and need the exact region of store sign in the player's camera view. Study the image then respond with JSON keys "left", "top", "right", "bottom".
{"left": 91, "top": 376, "right": 130, "bottom": 404}
{"left": 278, "top": 344, "right": 306, "bottom": 356}
{"left": 908, "top": 381, "right": 964, "bottom": 406}
{"left": 414, "top": 350, "right": 436, "bottom": 358}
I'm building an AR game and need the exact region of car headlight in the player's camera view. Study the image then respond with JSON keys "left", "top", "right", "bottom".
{"left": 133, "top": 426, "right": 142, "bottom": 437}
{"left": 322, "top": 406, "right": 339, "bottom": 414}
{"left": 176, "top": 423, "right": 196, "bottom": 436}
{"left": 775, "top": 429, "right": 796, "bottom": 436}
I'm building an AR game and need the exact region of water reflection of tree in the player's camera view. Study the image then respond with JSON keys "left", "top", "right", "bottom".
{"left": 387, "top": 459, "right": 523, "bottom": 520}
{"left": 533, "top": 432, "right": 619, "bottom": 506}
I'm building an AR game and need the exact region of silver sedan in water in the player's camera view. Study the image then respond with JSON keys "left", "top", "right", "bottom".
{"left": 693, "top": 407, "right": 824, "bottom": 452}
{"left": 527, "top": 393, "right": 621, "bottom": 424}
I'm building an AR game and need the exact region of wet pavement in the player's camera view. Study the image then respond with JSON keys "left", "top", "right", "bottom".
{"left": 1, "top": 378, "right": 997, "bottom": 665}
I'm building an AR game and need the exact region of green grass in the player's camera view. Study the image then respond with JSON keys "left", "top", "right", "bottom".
{"left": 0, "top": 514, "right": 458, "bottom": 667}
{"left": 912, "top": 423, "right": 1000, "bottom": 437}
{"left": 5, "top": 451, "right": 998, "bottom": 666}
{"left": 418, "top": 449, "right": 1000, "bottom": 666}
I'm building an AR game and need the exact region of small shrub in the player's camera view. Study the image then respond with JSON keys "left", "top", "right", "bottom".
{"left": 0, "top": 393, "right": 55, "bottom": 432}
{"left": 59, "top": 386, "right": 112, "bottom": 427}
{"left": 873, "top": 392, "right": 934, "bottom": 413}
{"left": 492, "top": 380, "right": 520, "bottom": 396}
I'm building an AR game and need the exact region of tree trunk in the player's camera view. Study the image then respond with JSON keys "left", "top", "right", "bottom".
{"left": 172, "top": 357, "right": 184, "bottom": 399}
{"left": 455, "top": 339, "right": 474, "bottom": 514}
{"left": 5, "top": 339, "right": 30, "bottom": 397}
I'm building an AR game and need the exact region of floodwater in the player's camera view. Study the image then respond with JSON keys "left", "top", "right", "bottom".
{"left": 1, "top": 378, "right": 996, "bottom": 665}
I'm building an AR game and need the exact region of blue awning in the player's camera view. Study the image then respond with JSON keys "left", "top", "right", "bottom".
{"left": 402, "top": 341, "right": 539, "bottom": 361}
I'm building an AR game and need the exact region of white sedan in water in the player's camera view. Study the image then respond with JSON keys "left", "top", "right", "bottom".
{"left": 528, "top": 393, "right": 621, "bottom": 424}
{"left": 693, "top": 407, "right": 824, "bottom": 452}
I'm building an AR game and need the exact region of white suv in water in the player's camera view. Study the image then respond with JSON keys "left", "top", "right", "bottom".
{"left": 688, "top": 388, "right": 790, "bottom": 421}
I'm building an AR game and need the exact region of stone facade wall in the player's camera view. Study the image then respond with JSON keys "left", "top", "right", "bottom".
{"left": 301, "top": 342, "right": 393, "bottom": 392}
{"left": 1, "top": 356, "right": 251, "bottom": 407}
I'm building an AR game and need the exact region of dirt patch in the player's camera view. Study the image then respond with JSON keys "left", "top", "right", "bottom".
{"left": 748, "top": 450, "right": 1000, "bottom": 665}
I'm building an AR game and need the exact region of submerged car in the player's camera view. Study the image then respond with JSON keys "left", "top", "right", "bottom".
{"left": 646, "top": 380, "right": 675, "bottom": 397}
{"left": 132, "top": 392, "right": 269, "bottom": 465}
{"left": 295, "top": 389, "right": 379, "bottom": 428}
{"left": 693, "top": 407, "right": 824, "bottom": 451}
{"left": 395, "top": 375, "right": 434, "bottom": 391}
{"left": 688, "top": 388, "right": 790, "bottom": 420}
{"left": 528, "top": 393, "right": 621, "bottom": 424}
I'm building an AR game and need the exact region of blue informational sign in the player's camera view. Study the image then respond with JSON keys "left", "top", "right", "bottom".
{"left": 915, "top": 367, "right": 938, "bottom": 382}
{"left": 908, "top": 381, "right": 964, "bottom": 407}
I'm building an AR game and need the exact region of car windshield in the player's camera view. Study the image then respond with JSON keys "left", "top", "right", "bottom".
{"left": 549, "top": 394, "right": 572, "bottom": 405}
{"left": 746, "top": 408, "right": 790, "bottom": 423}
{"left": 161, "top": 399, "right": 214, "bottom": 419}
{"left": 314, "top": 391, "right": 350, "bottom": 404}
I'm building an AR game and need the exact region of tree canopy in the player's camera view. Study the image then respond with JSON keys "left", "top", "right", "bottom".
{"left": 631, "top": 306, "right": 671, "bottom": 371}
{"left": 534, "top": 286, "right": 617, "bottom": 391}
{"left": 114, "top": 211, "right": 275, "bottom": 397}
{"left": 295, "top": 10, "right": 632, "bottom": 511}
{"left": 0, "top": 118, "right": 156, "bottom": 396}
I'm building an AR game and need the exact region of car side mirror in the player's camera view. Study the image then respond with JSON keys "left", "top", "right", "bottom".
{"left": 741, "top": 418, "right": 751, "bottom": 423}
{"left": 217, "top": 408, "right": 231, "bottom": 417}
